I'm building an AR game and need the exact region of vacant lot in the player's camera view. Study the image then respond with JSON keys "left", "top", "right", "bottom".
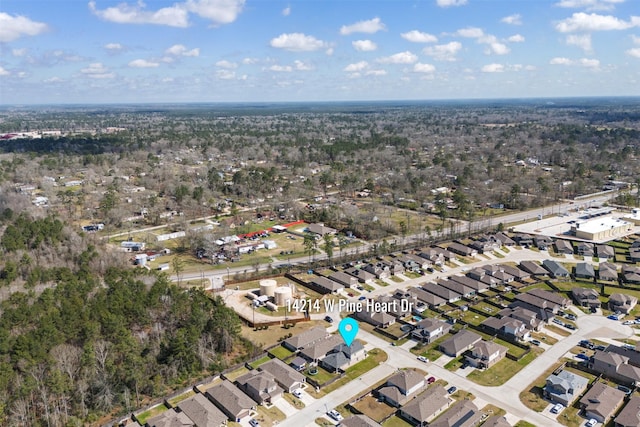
{"left": 467, "top": 348, "right": 541, "bottom": 386}
{"left": 351, "top": 395, "right": 396, "bottom": 423}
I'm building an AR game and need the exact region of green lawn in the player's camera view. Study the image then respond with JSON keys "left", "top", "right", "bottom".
{"left": 249, "top": 354, "right": 272, "bottom": 369}
{"left": 321, "top": 348, "right": 388, "bottom": 394}
{"left": 467, "top": 349, "right": 540, "bottom": 386}
{"left": 305, "top": 366, "right": 338, "bottom": 385}
{"left": 268, "top": 345, "right": 294, "bottom": 360}
{"left": 389, "top": 276, "right": 404, "bottom": 283}
{"left": 135, "top": 404, "right": 169, "bottom": 425}
{"left": 166, "top": 390, "right": 195, "bottom": 407}
{"left": 514, "top": 421, "right": 536, "bottom": 427}
{"left": 382, "top": 416, "right": 413, "bottom": 427}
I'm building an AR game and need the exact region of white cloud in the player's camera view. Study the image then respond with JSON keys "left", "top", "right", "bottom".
{"left": 481, "top": 63, "right": 505, "bottom": 72}
{"left": 365, "top": 69, "right": 387, "bottom": 76}
{"left": 0, "top": 12, "right": 49, "bottom": 42}
{"left": 294, "top": 60, "right": 313, "bottom": 70}
{"left": 80, "top": 62, "right": 114, "bottom": 78}
{"left": 104, "top": 42, "right": 123, "bottom": 51}
{"left": 340, "top": 17, "right": 386, "bottom": 35}
{"left": 555, "top": 0, "right": 624, "bottom": 12}
{"left": 376, "top": 51, "right": 418, "bottom": 64}
{"left": 129, "top": 59, "right": 160, "bottom": 68}
{"left": 269, "top": 65, "right": 293, "bottom": 72}
{"left": 12, "top": 48, "right": 27, "bottom": 57}
{"left": 0, "top": 66, "right": 10, "bottom": 76}
{"left": 423, "top": 41, "right": 462, "bottom": 61}
{"left": 486, "top": 42, "right": 510, "bottom": 55}
{"left": 343, "top": 61, "right": 369, "bottom": 72}
{"left": 216, "top": 69, "right": 236, "bottom": 79}
{"left": 400, "top": 30, "right": 438, "bottom": 43}
{"left": 555, "top": 12, "right": 639, "bottom": 32}
{"left": 270, "top": 33, "right": 326, "bottom": 51}
{"left": 456, "top": 27, "right": 485, "bottom": 38}
{"left": 508, "top": 34, "right": 525, "bottom": 42}
{"left": 242, "top": 57, "right": 259, "bottom": 65}
{"left": 352, "top": 40, "right": 377, "bottom": 51}
{"left": 413, "top": 63, "right": 436, "bottom": 73}
{"left": 216, "top": 60, "right": 237, "bottom": 69}
{"left": 436, "top": 0, "right": 468, "bottom": 7}
{"left": 282, "top": 6, "right": 291, "bottom": 16}
{"left": 165, "top": 44, "right": 200, "bottom": 57}
{"left": 185, "top": 0, "right": 245, "bottom": 25}
{"left": 501, "top": 14, "right": 522, "bottom": 25}
{"left": 566, "top": 34, "right": 593, "bottom": 51}
{"left": 88, "top": 1, "right": 189, "bottom": 27}
{"left": 580, "top": 57, "right": 600, "bottom": 67}
{"left": 631, "top": 35, "right": 640, "bottom": 44}
{"left": 627, "top": 47, "right": 640, "bottom": 57}
{"left": 325, "top": 47, "right": 334, "bottom": 56}
{"left": 550, "top": 57, "right": 574, "bottom": 64}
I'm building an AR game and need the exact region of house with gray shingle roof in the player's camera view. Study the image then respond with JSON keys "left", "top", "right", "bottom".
{"left": 609, "top": 293, "right": 638, "bottom": 314}
{"left": 575, "top": 262, "right": 595, "bottom": 279}
{"left": 439, "top": 330, "right": 482, "bottom": 357}
{"left": 282, "top": 327, "right": 328, "bottom": 351}
{"left": 398, "top": 385, "right": 450, "bottom": 425}
{"left": 598, "top": 262, "right": 619, "bottom": 281}
{"left": 178, "top": 393, "right": 227, "bottom": 427}
{"left": 205, "top": 381, "right": 256, "bottom": 422}
{"left": 614, "top": 394, "right": 640, "bottom": 427}
{"left": 378, "top": 369, "right": 425, "bottom": 407}
{"left": 146, "top": 408, "right": 193, "bottom": 427}
{"left": 339, "top": 415, "right": 381, "bottom": 427}
{"left": 259, "top": 358, "right": 305, "bottom": 393}
{"left": 544, "top": 370, "right": 589, "bottom": 406}
{"left": 429, "top": 399, "right": 482, "bottom": 427}
{"left": 542, "top": 259, "right": 570, "bottom": 278}
{"left": 579, "top": 382, "right": 625, "bottom": 423}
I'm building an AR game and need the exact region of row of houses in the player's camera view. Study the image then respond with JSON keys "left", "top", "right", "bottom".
{"left": 571, "top": 287, "right": 638, "bottom": 312}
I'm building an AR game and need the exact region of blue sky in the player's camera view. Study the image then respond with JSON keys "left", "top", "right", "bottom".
{"left": 0, "top": 0, "right": 639, "bottom": 104}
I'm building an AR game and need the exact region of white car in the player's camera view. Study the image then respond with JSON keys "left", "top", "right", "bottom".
{"left": 551, "top": 403, "right": 564, "bottom": 414}
{"left": 417, "top": 356, "right": 429, "bottom": 363}
{"left": 585, "top": 419, "right": 597, "bottom": 427}
{"left": 292, "top": 389, "right": 303, "bottom": 398}
{"left": 327, "top": 410, "right": 343, "bottom": 422}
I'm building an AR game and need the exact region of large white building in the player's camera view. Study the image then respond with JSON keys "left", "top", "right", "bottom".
{"left": 571, "top": 217, "right": 632, "bottom": 241}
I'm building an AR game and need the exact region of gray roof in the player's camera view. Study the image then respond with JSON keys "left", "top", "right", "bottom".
{"left": 329, "top": 271, "right": 358, "bottom": 286}
{"left": 386, "top": 369, "right": 424, "bottom": 394}
{"left": 439, "top": 330, "right": 482, "bottom": 356}
{"left": 528, "top": 288, "right": 570, "bottom": 307}
{"left": 519, "top": 261, "right": 548, "bottom": 275}
{"left": 312, "top": 276, "right": 344, "bottom": 292}
{"left": 339, "top": 415, "right": 381, "bottom": 427}
{"left": 322, "top": 351, "right": 350, "bottom": 371}
{"left": 283, "top": 327, "right": 328, "bottom": 349}
{"left": 596, "top": 244, "right": 615, "bottom": 258}
{"left": 146, "top": 409, "right": 194, "bottom": 427}
{"left": 554, "top": 239, "right": 574, "bottom": 254}
{"left": 542, "top": 259, "right": 570, "bottom": 277}
{"left": 422, "top": 283, "right": 461, "bottom": 301}
{"left": 299, "top": 334, "right": 343, "bottom": 360}
{"left": 483, "top": 416, "right": 512, "bottom": 427}
{"left": 579, "top": 382, "right": 625, "bottom": 421}
{"left": 437, "top": 279, "right": 475, "bottom": 296}
{"left": 545, "top": 370, "right": 589, "bottom": 401}
{"left": 575, "top": 263, "right": 595, "bottom": 277}
{"left": 599, "top": 262, "right": 619, "bottom": 280}
{"left": 614, "top": 395, "right": 640, "bottom": 427}
{"left": 408, "top": 287, "right": 445, "bottom": 306}
{"left": 399, "top": 385, "right": 450, "bottom": 423}
{"left": 429, "top": 399, "right": 481, "bottom": 427}
{"left": 259, "top": 358, "right": 305, "bottom": 389}
{"left": 205, "top": 380, "right": 256, "bottom": 418}
{"left": 178, "top": 393, "right": 227, "bottom": 427}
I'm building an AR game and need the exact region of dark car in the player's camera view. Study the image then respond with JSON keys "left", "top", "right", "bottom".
{"left": 531, "top": 339, "right": 541, "bottom": 346}
{"left": 427, "top": 376, "right": 436, "bottom": 384}
{"left": 576, "top": 353, "right": 589, "bottom": 361}
{"left": 565, "top": 324, "right": 576, "bottom": 330}
{"left": 579, "top": 340, "right": 590, "bottom": 348}
{"left": 447, "top": 386, "right": 457, "bottom": 394}
{"left": 324, "top": 316, "right": 334, "bottom": 323}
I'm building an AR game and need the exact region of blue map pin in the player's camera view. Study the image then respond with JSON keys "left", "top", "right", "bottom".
{"left": 338, "top": 318, "right": 359, "bottom": 346}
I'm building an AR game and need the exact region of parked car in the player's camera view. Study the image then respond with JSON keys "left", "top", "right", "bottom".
{"left": 576, "top": 353, "right": 589, "bottom": 361}
{"left": 358, "top": 296, "right": 366, "bottom": 301}
{"left": 417, "top": 356, "right": 429, "bottom": 363}
{"left": 585, "top": 419, "right": 597, "bottom": 427}
{"left": 249, "top": 419, "right": 260, "bottom": 427}
{"left": 579, "top": 340, "right": 590, "bottom": 348}
{"left": 427, "top": 376, "right": 436, "bottom": 384}
{"left": 447, "top": 386, "right": 457, "bottom": 394}
{"left": 551, "top": 403, "right": 564, "bottom": 414}
{"left": 553, "top": 318, "right": 564, "bottom": 325}
{"left": 565, "top": 324, "right": 576, "bottom": 330}
{"left": 292, "top": 389, "right": 303, "bottom": 398}
{"left": 324, "top": 316, "right": 334, "bottom": 323}
{"left": 531, "top": 339, "right": 541, "bottom": 346}
{"left": 595, "top": 345, "right": 606, "bottom": 351}
{"left": 618, "top": 385, "right": 632, "bottom": 395}
{"left": 327, "top": 410, "right": 343, "bottom": 422}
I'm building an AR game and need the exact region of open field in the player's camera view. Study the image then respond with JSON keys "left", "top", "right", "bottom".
{"left": 467, "top": 348, "right": 541, "bottom": 386}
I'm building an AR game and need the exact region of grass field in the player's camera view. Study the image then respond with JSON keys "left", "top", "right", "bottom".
{"left": 382, "top": 415, "right": 413, "bottom": 427}
{"left": 135, "top": 404, "right": 168, "bottom": 425}
{"left": 240, "top": 319, "right": 325, "bottom": 348}
{"left": 467, "top": 348, "right": 541, "bottom": 386}
{"left": 249, "top": 355, "right": 272, "bottom": 369}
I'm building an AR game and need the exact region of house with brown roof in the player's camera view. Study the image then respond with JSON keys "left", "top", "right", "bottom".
{"left": 598, "top": 262, "right": 619, "bottom": 281}
{"left": 571, "top": 287, "right": 601, "bottom": 309}
{"left": 178, "top": 393, "right": 227, "bottom": 427}
{"left": 398, "top": 385, "right": 451, "bottom": 425}
{"left": 355, "top": 309, "right": 396, "bottom": 328}
{"left": 495, "top": 232, "right": 516, "bottom": 247}
{"left": 282, "top": 327, "right": 329, "bottom": 351}
{"left": 146, "top": 409, "right": 193, "bottom": 427}
{"left": 378, "top": 369, "right": 426, "bottom": 407}
{"left": 339, "top": 415, "right": 381, "bottom": 427}
{"left": 439, "top": 330, "right": 482, "bottom": 357}
{"left": 236, "top": 371, "right": 283, "bottom": 405}
{"left": 465, "top": 340, "right": 507, "bottom": 369}
{"left": 306, "top": 223, "right": 337, "bottom": 236}
{"left": 497, "top": 307, "right": 543, "bottom": 331}
{"left": 408, "top": 287, "right": 446, "bottom": 307}
{"left": 205, "top": 380, "right": 256, "bottom": 422}
{"left": 450, "top": 275, "right": 489, "bottom": 292}
{"left": 345, "top": 267, "right": 376, "bottom": 284}
{"left": 259, "top": 358, "right": 306, "bottom": 392}
{"left": 596, "top": 244, "right": 615, "bottom": 260}
{"left": 437, "top": 279, "right": 475, "bottom": 298}
{"left": 429, "top": 399, "right": 483, "bottom": 427}
{"left": 609, "top": 293, "right": 638, "bottom": 314}
{"left": 589, "top": 351, "right": 640, "bottom": 386}
{"left": 483, "top": 416, "right": 512, "bottom": 427}
{"left": 555, "top": 239, "right": 574, "bottom": 255}
{"left": 519, "top": 261, "right": 548, "bottom": 276}
{"left": 299, "top": 334, "right": 343, "bottom": 363}
{"left": 622, "top": 266, "right": 640, "bottom": 284}
{"left": 447, "top": 242, "right": 477, "bottom": 257}
{"left": 310, "top": 276, "right": 344, "bottom": 294}
{"left": 498, "top": 264, "right": 531, "bottom": 281}
{"left": 363, "top": 263, "right": 390, "bottom": 279}
{"left": 528, "top": 288, "right": 570, "bottom": 308}
{"left": 422, "top": 283, "right": 462, "bottom": 303}
{"left": 329, "top": 271, "right": 359, "bottom": 288}
{"left": 614, "top": 395, "right": 640, "bottom": 427}
{"left": 481, "top": 316, "right": 530, "bottom": 341}
{"left": 579, "top": 382, "right": 625, "bottom": 423}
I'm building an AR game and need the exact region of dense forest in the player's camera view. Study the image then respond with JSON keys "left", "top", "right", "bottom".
{"left": 0, "top": 213, "right": 250, "bottom": 426}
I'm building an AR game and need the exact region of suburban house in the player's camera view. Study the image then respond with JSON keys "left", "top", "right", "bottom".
{"left": 429, "top": 399, "right": 483, "bottom": 427}
{"left": 321, "top": 341, "right": 366, "bottom": 372}
{"left": 339, "top": 415, "right": 382, "bottom": 427}
{"left": 574, "top": 263, "right": 595, "bottom": 280}
{"left": 437, "top": 279, "right": 475, "bottom": 298}
{"left": 382, "top": 260, "right": 405, "bottom": 276}
{"left": 528, "top": 288, "right": 570, "bottom": 308}
{"left": 417, "top": 248, "right": 445, "bottom": 265}
{"left": 609, "top": 293, "right": 638, "bottom": 314}
{"left": 431, "top": 246, "right": 455, "bottom": 261}
{"left": 422, "top": 283, "right": 462, "bottom": 303}
{"left": 542, "top": 260, "right": 570, "bottom": 278}
{"left": 345, "top": 267, "right": 376, "bottom": 284}
{"left": 378, "top": 369, "right": 425, "bottom": 407}
{"left": 464, "top": 340, "right": 507, "bottom": 369}
{"left": 146, "top": 409, "right": 193, "bottom": 427}
{"left": 362, "top": 263, "right": 390, "bottom": 279}
{"left": 589, "top": 351, "right": 640, "bottom": 386}
{"left": 622, "top": 266, "right": 640, "bottom": 284}
{"left": 468, "top": 239, "right": 499, "bottom": 254}
{"left": 519, "top": 261, "right": 548, "bottom": 276}
{"left": 482, "top": 415, "right": 512, "bottom": 427}
{"left": 513, "top": 233, "right": 534, "bottom": 247}
{"left": 554, "top": 239, "right": 574, "bottom": 255}
{"left": 450, "top": 275, "right": 489, "bottom": 292}
{"left": 329, "top": 271, "right": 359, "bottom": 288}
{"left": 310, "top": 276, "right": 344, "bottom": 294}
{"left": 408, "top": 287, "right": 446, "bottom": 308}
{"left": 577, "top": 242, "right": 595, "bottom": 256}
{"left": 481, "top": 316, "right": 530, "bottom": 341}
{"left": 596, "top": 244, "right": 615, "bottom": 260}
{"left": 439, "top": 330, "right": 482, "bottom": 357}
{"left": 511, "top": 291, "right": 562, "bottom": 322}
{"left": 498, "top": 264, "right": 531, "bottom": 281}
{"left": 599, "top": 262, "right": 619, "bottom": 281}
{"left": 299, "top": 335, "right": 344, "bottom": 363}
{"left": 497, "top": 307, "right": 543, "bottom": 331}
{"left": 447, "top": 242, "right": 477, "bottom": 257}
{"left": 544, "top": 370, "right": 589, "bottom": 407}
{"left": 579, "top": 382, "right": 626, "bottom": 424}
{"left": 178, "top": 392, "right": 228, "bottom": 427}
{"left": 283, "top": 327, "right": 329, "bottom": 351}
{"left": 259, "top": 358, "right": 306, "bottom": 393}
{"left": 205, "top": 380, "right": 257, "bottom": 422}
{"left": 493, "top": 232, "right": 515, "bottom": 246}
{"left": 401, "top": 254, "right": 432, "bottom": 270}
{"left": 534, "top": 236, "right": 553, "bottom": 250}
{"left": 398, "top": 385, "right": 451, "bottom": 425}
{"left": 236, "top": 371, "right": 283, "bottom": 405}
{"left": 306, "top": 223, "right": 337, "bottom": 236}
{"left": 614, "top": 395, "right": 640, "bottom": 427}
{"left": 571, "top": 287, "right": 601, "bottom": 309}
{"left": 411, "top": 318, "right": 452, "bottom": 343}
{"left": 290, "top": 357, "right": 306, "bottom": 372}
{"left": 355, "top": 308, "right": 396, "bottom": 328}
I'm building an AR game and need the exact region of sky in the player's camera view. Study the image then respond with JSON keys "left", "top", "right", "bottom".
{"left": 0, "top": 0, "right": 639, "bottom": 104}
